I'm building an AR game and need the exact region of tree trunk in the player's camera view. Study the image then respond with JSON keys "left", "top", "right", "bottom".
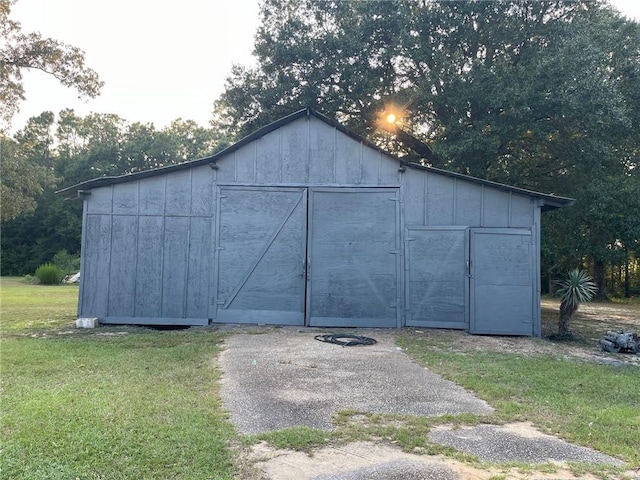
{"left": 610, "top": 264, "right": 615, "bottom": 292}
{"left": 624, "top": 249, "right": 630, "bottom": 298}
{"left": 558, "top": 300, "right": 576, "bottom": 336}
{"left": 594, "top": 259, "right": 606, "bottom": 300}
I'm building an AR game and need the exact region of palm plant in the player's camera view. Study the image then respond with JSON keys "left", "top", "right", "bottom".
{"left": 555, "top": 269, "right": 598, "bottom": 336}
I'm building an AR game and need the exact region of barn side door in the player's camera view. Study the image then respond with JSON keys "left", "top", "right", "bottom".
{"left": 213, "top": 187, "right": 307, "bottom": 325}
{"left": 405, "top": 227, "right": 469, "bottom": 329}
{"left": 469, "top": 228, "right": 534, "bottom": 335}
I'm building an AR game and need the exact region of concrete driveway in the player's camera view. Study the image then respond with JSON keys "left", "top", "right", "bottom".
{"left": 218, "top": 327, "right": 492, "bottom": 434}
{"left": 217, "top": 327, "right": 625, "bottom": 479}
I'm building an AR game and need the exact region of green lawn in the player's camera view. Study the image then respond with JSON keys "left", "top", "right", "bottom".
{"left": 1, "top": 277, "right": 638, "bottom": 479}
{"left": 0, "top": 277, "right": 80, "bottom": 332}
{"left": 397, "top": 334, "right": 640, "bottom": 467}
{"left": 1, "top": 278, "right": 235, "bottom": 480}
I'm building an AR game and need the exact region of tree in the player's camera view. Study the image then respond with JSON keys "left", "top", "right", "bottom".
{"left": 0, "top": 0, "right": 103, "bottom": 130}
{"left": 0, "top": 111, "right": 55, "bottom": 221}
{"left": 556, "top": 269, "right": 597, "bottom": 336}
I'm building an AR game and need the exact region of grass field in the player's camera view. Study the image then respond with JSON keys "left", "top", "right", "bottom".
{"left": 1, "top": 277, "right": 638, "bottom": 479}
{"left": 1, "top": 278, "right": 235, "bottom": 480}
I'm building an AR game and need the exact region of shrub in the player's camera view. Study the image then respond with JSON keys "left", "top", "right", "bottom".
{"left": 556, "top": 269, "right": 597, "bottom": 336}
{"left": 52, "top": 249, "right": 80, "bottom": 275}
{"left": 35, "top": 263, "right": 64, "bottom": 285}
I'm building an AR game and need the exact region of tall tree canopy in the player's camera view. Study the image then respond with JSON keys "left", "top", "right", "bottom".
{"left": 215, "top": 0, "right": 638, "bottom": 181}
{"left": 0, "top": 0, "right": 103, "bottom": 130}
{"left": 214, "top": 0, "right": 640, "bottom": 296}
{"left": 1, "top": 0, "right": 104, "bottom": 221}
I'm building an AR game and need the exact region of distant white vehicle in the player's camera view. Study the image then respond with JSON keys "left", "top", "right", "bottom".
{"left": 65, "top": 272, "right": 80, "bottom": 283}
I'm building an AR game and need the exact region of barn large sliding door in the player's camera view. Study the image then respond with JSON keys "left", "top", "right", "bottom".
{"left": 307, "top": 188, "right": 400, "bottom": 328}
{"left": 215, "top": 187, "right": 307, "bottom": 325}
{"left": 215, "top": 186, "right": 400, "bottom": 327}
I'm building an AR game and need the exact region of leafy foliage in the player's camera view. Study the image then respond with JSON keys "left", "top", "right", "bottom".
{"left": 52, "top": 249, "right": 80, "bottom": 275}
{"left": 215, "top": 0, "right": 638, "bottom": 181}
{"left": 0, "top": 0, "right": 103, "bottom": 129}
{"left": 0, "top": 112, "right": 57, "bottom": 221}
{"left": 34, "top": 262, "right": 63, "bottom": 285}
{"left": 556, "top": 269, "right": 598, "bottom": 311}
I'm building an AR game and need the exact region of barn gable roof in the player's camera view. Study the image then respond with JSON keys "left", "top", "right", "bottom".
{"left": 57, "top": 107, "right": 574, "bottom": 210}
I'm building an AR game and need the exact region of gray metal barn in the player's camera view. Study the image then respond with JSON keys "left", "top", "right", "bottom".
{"left": 59, "top": 108, "right": 573, "bottom": 335}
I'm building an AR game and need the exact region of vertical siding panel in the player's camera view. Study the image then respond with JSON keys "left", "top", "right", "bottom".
{"left": 424, "top": 171, "right": 428, "bottom": 224}
{"left": 455, "top": 181, "right": 482, "bottom": 226}
{"left": 426, "top": 175, "right": 454, "bottom": 225}
{"left": 233, "top": 144, "right": 256, "bottom": 183}
{"left": 77, "top": 201, "right": 88, "bottom": 316}
{"left": 162, "top": 216, "right": 189, "bottom": 318}
{"left": 402, "top": 169, "right": 425, "bottom": 225}
{"left": 379, "top": 154, "right": 399, "bottom": 185}
{"left": 332, "top": 127, "right": 338, "bottom": 183}
{"left": 165, "top": 170, "right": 191, "bottom": 214}
{"left": 482, "top": 188, "right": 510, "bottom": 226}
{"left": 112, "top": 182, "right": 138, "bottom": 214}
{"left": 308, "top": 118, "right": 334, "bottom": 183}
{"left": 256, "top": 131, "right": 282, "bottom": 183}
{"left": 361, "top": 145, "right": 380, "bottom": 184}
{"left": 215, "top": 151, "right": 236, "bottom": 182}
{"left": 533, "top": 204, "right": 542, "bottom": 336}
{"left": 186, "top": 216, "right": 212, "bottom": 318}
{"left": 108, "top": 215, "right": 137, "bottom": 316}
{"left": 135, "top": 216, "right": 164, "bottom": 317}
{"left": 510, "top": 194, "right": 534, "bottom": 227}
{"left": 358, "top": 141, "right": 364, "bottom": 184}
{"left": 334, "top": 131, "right": 362, "bottom": 184}
{"left": 281, "top": 118, "right": 309, "bottom": 183}
{"left": 211, "top": 187, "right": 223, "bottom": 320}
{"left": 87, "top": 186, "right": 113, "bottom": 214}
{"left": 191, "top": 165, "right": 213, "bottom": 215}
{"left": 139, "top": 176, "right": 165, "bottom": 214}
{"left": 81, "top": 214, "right": 111, "bottom": 317}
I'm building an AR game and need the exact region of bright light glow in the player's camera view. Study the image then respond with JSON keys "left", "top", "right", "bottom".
{"left": 386, "top": 113, "right": 396, "bottom": 124}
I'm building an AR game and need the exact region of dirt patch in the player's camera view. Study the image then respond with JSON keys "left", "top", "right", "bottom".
{"left": 241, "top": 440, "right": 611, "bottom": 480}
{"left": 409, "top": 299, "right": 640, "bottom": 366}
{"left": 406, "top": 327, "right": 640, "bottom": 366}
{"left": 576, "top": 303, "right": 640, "bottom": 326}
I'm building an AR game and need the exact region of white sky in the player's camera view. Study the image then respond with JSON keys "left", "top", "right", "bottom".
{"left": 9, "top": 0, "right": 261, "bottom": 132}
{"left": 8, "top": 0, "right": 640, "bottom": 134}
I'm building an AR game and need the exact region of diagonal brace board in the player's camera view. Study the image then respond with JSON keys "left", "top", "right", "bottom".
{"left": 222, "top": 190, "right": 304, "bottom": 309}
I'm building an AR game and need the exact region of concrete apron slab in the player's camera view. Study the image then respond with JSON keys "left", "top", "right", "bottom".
{"left": 218, "top": 327, "right": 625, "bottom": 478}
{"left": 429, "top": 423, "right": 624, "bottom": 466}
{"left": 218, "top": 328, "right": 493, "bottom": 434}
